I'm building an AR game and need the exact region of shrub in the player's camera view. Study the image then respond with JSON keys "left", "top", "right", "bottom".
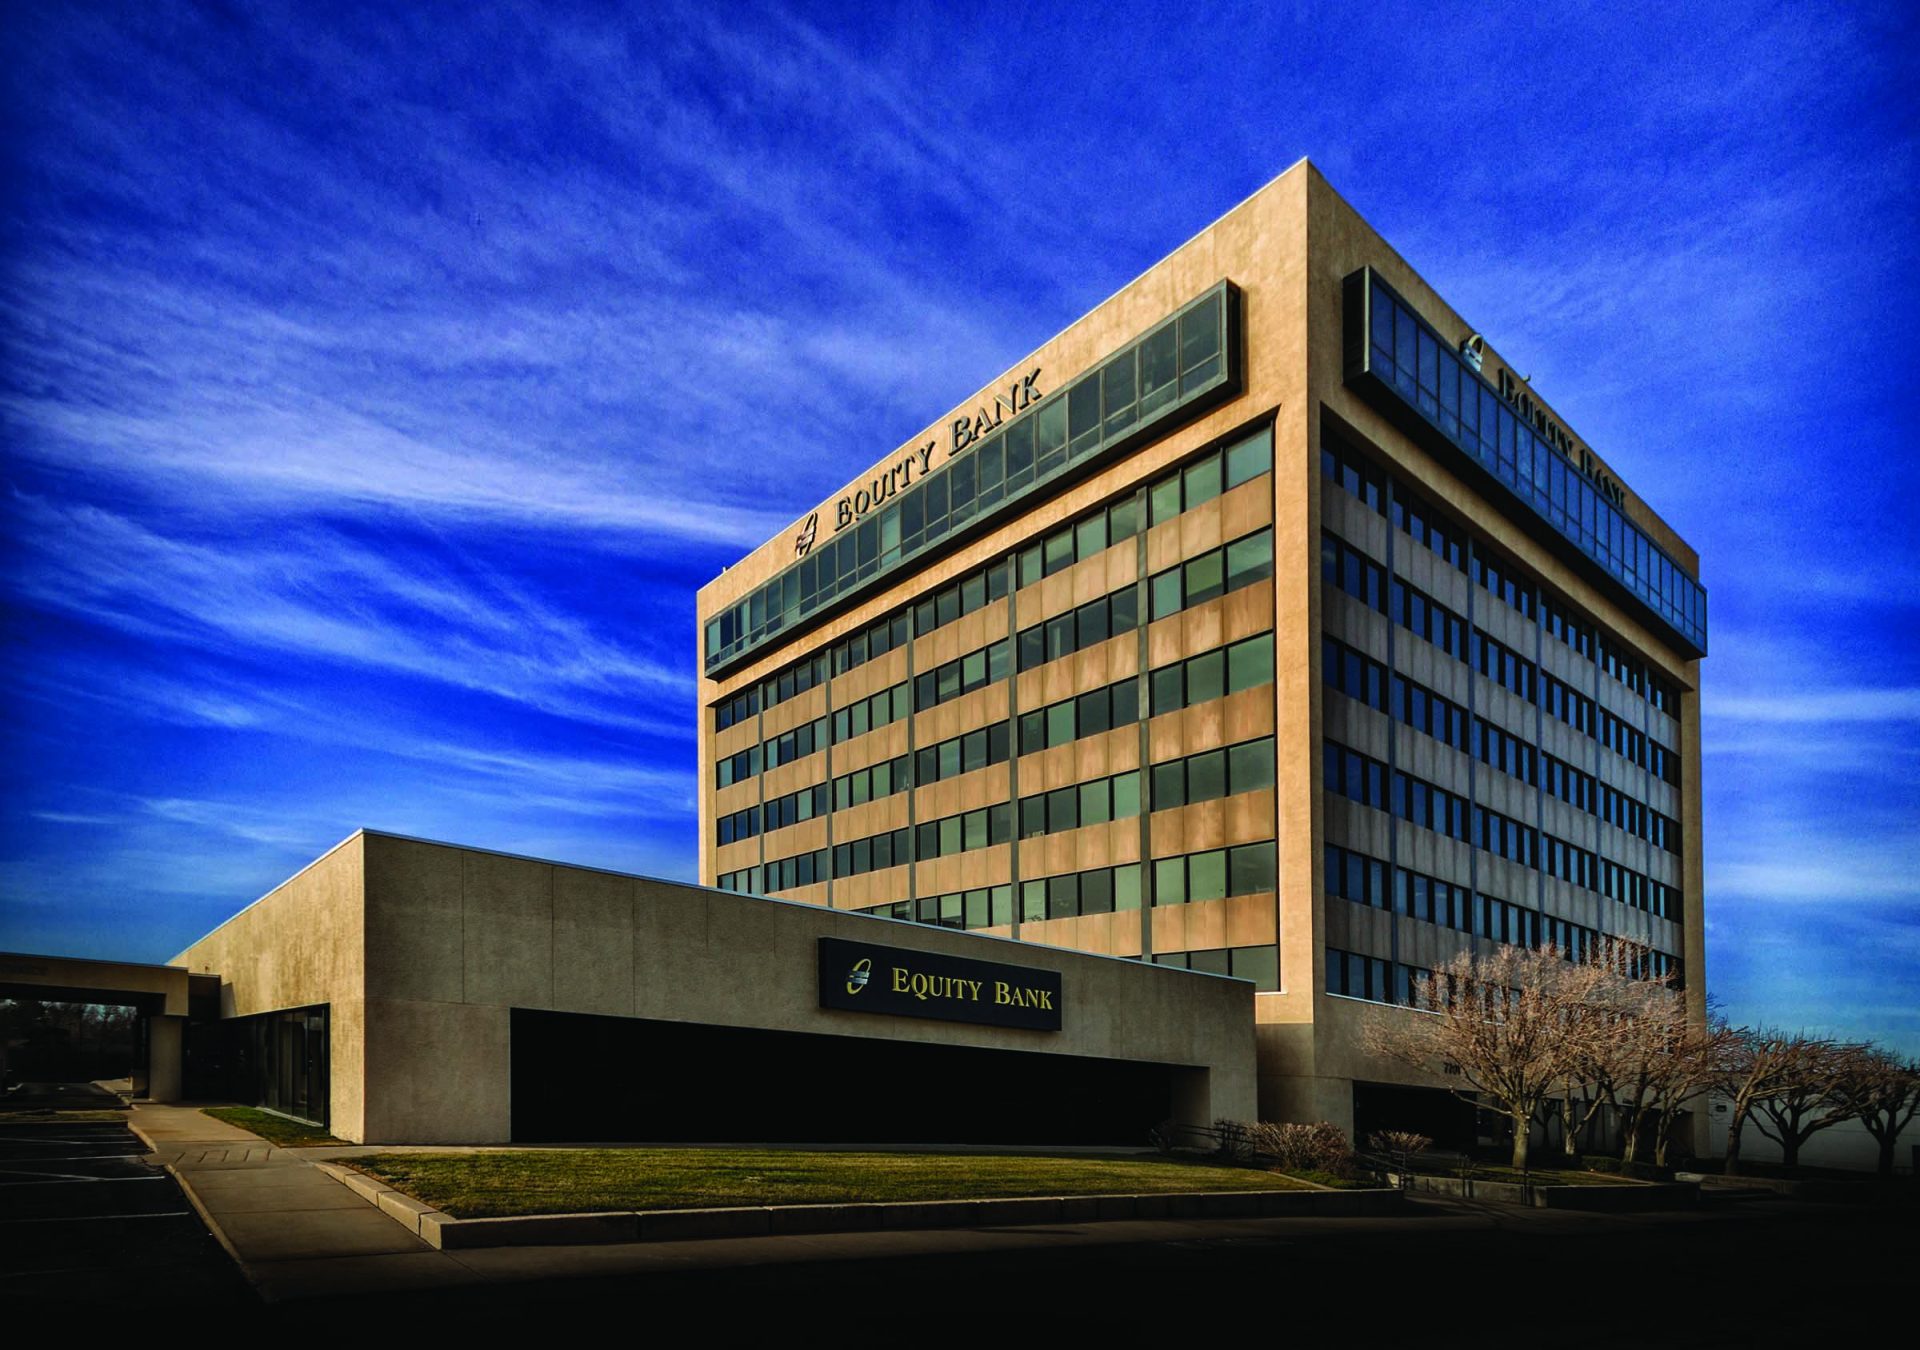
{"left": 1367, "top": 1130, "right": 1433, "bottom": 1166}
{"left": 1249, "top": 1121, "right": 1354, "bottom": 1176}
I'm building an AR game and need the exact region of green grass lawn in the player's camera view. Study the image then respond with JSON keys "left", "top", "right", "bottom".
{"left": 349, "top": 1148, "right": 1319, "bottom": 1219}
{"left": 201, "top": 1106, "right": 342, "bottom": 1147}
{"left": 0, "top": 1108, "right": 128, "bottom": 1123}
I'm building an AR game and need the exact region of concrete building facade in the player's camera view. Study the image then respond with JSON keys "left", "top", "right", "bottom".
{"left": 166, "top": 830, "right": 1258, "bottom": 1144}
{"left": 695, "top": 160, "right": 1708, "bottom": 1143}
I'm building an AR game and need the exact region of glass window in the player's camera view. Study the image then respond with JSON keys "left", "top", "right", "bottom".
{"left": 1113, "top": 769, "right": 1141, "bottom": 818}
{"left": 1080, "top": 779, "right": 1111, "bottom": 825}
{"left": 1227, "top": 531, "right": 1274, "bottom": 589}
{"left": 1185, "top": 550, "right": 1224, "bottom": 606}
{"left": 1187, "top": 649, "right": 1225, "bottom": 704}
{"left": 1154, "top": 856, "right": 1186, "bottom": 905}
{"left": 1183, "top": 455, "right": 1222, "bottom": 509}
{"left": 1046, "top": 701, "right": 1075, "bottom": 746}
{"left": 1076, "top": 513, "right": 1108, "bottom": 560}
{"left": 1224, "top": 429, "right": 1273, "bottom": 488}
{"left": 1150, "top": 665, "right": 1184, "bottom": 714}
{"left": 1149, "top": 474, "right": 1181, "bottom": 525}
{"left": 1152, "top": 760, "right": 1185, "bottom": 810}
{"left": 1229, "top": 740, "right": 1274, "bottom": 792}
{"left": 1230, "top": 842, "right": 1277, "bottom": 895}
{"left": 1227, "top": 635, "right": 1274, "bottom": 693}
{"left": 1190, "top": 849, "right": 1228, "bottom": 902}
{"left": 1231, "top": 945, "right": 1279, "bottom": 991}
{"left": 1114, "top": 863, "right": 1142, "bottom": 911}
{"left": 1187, "top": 748, "right": 1227, "bottom": 803}
{"left": 1150, "top": 568, "right": 1183, "bottom": 620}
{"left": 1047, "top": 786, "right": 1078, "bottom": 832}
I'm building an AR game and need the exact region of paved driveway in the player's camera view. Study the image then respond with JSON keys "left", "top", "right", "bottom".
{"left": 0, "top": 1084, "right": 250, "bottom": 1307}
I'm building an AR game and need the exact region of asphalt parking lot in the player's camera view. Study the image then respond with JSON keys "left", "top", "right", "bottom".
{"left": 0, "top": 1083, "right": 250, "bottom": 1307}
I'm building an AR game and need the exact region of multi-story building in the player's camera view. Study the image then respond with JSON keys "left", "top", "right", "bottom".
{"left": 696, "top": 159, "right": 1706, "bottom": 1141}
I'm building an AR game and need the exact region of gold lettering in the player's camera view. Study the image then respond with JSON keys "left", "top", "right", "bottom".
{"left": 892, "top": 967, "right": 909, "bottom": 993}
{"left": 1038, "top": 990, "right": 1053, "bottom": 1010}
{"left": 994, "top": 980, "right": 1011, "bottom": 1004}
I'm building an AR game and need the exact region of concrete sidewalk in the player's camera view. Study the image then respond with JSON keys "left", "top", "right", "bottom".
{"left": 129, "top": 1103, "right": 479, "bottom": 1302}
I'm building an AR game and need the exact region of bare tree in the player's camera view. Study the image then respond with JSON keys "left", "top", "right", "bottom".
{"left": 1363, "top": 945, "right": 1608, "bottom": 1170}
{"left": 1746, "top": 1038, "right": 1869, "bottom": 1168}
{"left": 1715, "top": 1028, "right": 1849, "bottom": 1176}
{"left": 1607, "top": 990, "right": 1729, "bottom": 1167}
{"left": 1829, "top": 1048, "right": 1920, "bottom": 1180}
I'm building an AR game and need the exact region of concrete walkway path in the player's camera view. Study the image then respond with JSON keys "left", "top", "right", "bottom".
{"left": 128, "top": 1103, "right": 479, "bottom": 1303}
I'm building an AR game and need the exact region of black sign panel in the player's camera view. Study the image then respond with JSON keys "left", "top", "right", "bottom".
{"left": 818, "top": 937, "right": 1062, "bottom": 1032}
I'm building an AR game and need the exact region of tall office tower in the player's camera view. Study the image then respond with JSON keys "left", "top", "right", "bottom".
{"left": 697, "top": 161, "right": 1705, "bottom": 1137}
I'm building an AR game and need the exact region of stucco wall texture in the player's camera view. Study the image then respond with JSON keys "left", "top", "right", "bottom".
{"left": 175, "top": 830, "right": 1258, "bottom": 1143}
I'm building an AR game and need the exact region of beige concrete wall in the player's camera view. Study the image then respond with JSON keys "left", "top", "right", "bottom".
{"left": 173, "top": 833, "right": 369, "bottom": 1141}
{"left": 359, "top": 832, "right": 1256, "bottom": 1144}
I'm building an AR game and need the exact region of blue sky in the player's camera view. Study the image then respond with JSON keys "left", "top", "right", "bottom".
{"left": 2, "top": 2, "right": 1914, "bottom": 1053}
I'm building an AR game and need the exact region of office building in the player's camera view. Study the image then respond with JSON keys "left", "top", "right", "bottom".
{"left": 697, "top": 159, "right": 1706, "bottom": 1137}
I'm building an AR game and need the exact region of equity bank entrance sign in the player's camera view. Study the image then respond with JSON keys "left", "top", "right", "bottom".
{"left": 817, "top": 937, "right": 1062, "bottom": 1032}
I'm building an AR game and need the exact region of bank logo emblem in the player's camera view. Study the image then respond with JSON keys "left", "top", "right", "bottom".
{"left": 794, "top": 511, "right": 819, "bottom": 558}
{"left": 845, "top": 957, "right": 872, "bottom": 995}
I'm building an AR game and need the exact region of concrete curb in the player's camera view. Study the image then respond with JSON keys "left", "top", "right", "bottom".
{"left": 1388, "top": 1171, "right": 1700, "bottom": 1210}
{"left": 311, "top": 1163, "right": 1408, "bottom": 1250}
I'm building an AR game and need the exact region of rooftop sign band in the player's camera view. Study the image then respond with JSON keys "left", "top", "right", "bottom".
{"left": 1341, "top": 267, "right": 1707, "bottom": 657}
{"left": 704, "top": 281, "right": 1241, "bottom": 677}
{"left": 817, "top": 937, "right": 1063, "bottom": 1032}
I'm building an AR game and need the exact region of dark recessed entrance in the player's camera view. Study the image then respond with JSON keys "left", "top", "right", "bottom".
{"left": 510, "top": 1009, "right": 1185, "bottom": 1146}
{"left": 1352, "top": 1080, "right": 1478, "bottom": 1151}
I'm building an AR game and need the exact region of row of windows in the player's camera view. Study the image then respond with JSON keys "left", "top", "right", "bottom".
{"left": 1328, "top": 844, "right": 1670, "bottom": 958}
{"left": 1019, "top": 676, "right": 1140, "bottom": 755}
{"left": 1147, "top": 427, "right": 1274, "bottom": 527}
{"left": 705, "top": 285, "right": 1235, "bottom": 671}
{"left": 1017, "top": 583, "right": 1139, "bottom": 672}
{"left": 1323, "top": 636, "right": 1469, "bottom": 752}
{"left": 917, "top": 722, "right": 1011, "bottom": 788}
{"left": 713, "top": 652, "right": 830, "bottom": 733}
{"left": 834, "top": 753, "right": 912, "bottom": 813}
{"left": 1150, "top": 737, "right": 1276, "bottom": 811}
{"left": 1016, "top": 737, "right": 1277, "bottom": 842}
{"left": 1019, "top": 769, "right": 1141, "bottom": 838}
{"left": 831, "top": 612, "right": 911, "bottom": 681}
{"left": 1321, "top": 429, "right": 1689, "bottom": 715}
{"left": 1329, "top": 527, "right": 1680, "bottom": 785}
{"left": 861, "top": 886, "right": 1015, "bottom": 932}
{"left": 1151, "top": 632, "right": 1276, "bottom": 716}
{"left": 913, "top": 559, "right": 1011, "bottom": 644}
{"left": 1600, "top": 785, "right": 1681, "bottom": 855}
{"left": 724, "top": 604, "right": 1272, "bottom": 806}
{"left": 745, "top": 835, "right": 1279, "bottom": 923}
{"left": 1154, "top": 841, "right": 1278, "bottom": 906}
{"left": 1476, "top": 719, "right": 1535, "bottom": 783}
{"left": 1543, "top": 597, "right": 1595, "bottom": 661}
{"left": 1327, "top": 948, "right": 1418, "bottom": 1005}
{"left": 1150, "top": 529, "right": 1274, "bottom": 622}
{"left": 1152, "top": 945, "right": 1279, "bottom": 991}
{"left": 914, "top": 638, "right": 1012, "bottom": 712}
{"left": 1324, "top": 740, "right": 1678, "bottom": 917}
{"left": 716, "top": 782, "right": 830, "bottom": 846}
{"left": 715, "top": 713, "right": 834, "bottom": 788}
{"left": 1018, "top": 493, "right": 1144, "bottom": 587}
{"left": 832, "top": 682, "right": 910, "bottom": 744}
{"left": 1471, "top": 629, "right": 1536, "bottom": 702}
{"left": 714, "top": 425, "right": 1275, "bottom": 732}
{"left": 1472, "top": 549, "right": 1537, "bottom": 620}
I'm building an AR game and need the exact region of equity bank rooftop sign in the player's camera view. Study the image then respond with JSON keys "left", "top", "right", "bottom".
{"left": 817, "top": 936, "right": 1062, "bottom": 1032}
{"left": 793, "top": 368, "right": 1044, "bottom": 556}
